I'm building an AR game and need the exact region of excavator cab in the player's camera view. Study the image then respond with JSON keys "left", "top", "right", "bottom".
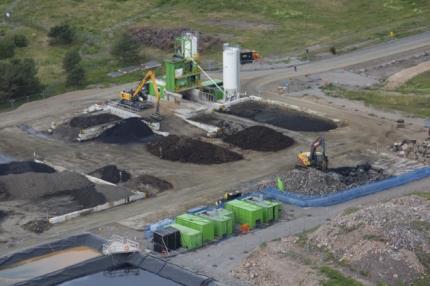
{"left": 297, "top": 137, "right": 328, "bottom": 171}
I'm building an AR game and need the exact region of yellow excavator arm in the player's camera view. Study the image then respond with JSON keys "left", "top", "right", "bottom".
{"left": 120, "top": 70, "right": 159, "bottom": 102}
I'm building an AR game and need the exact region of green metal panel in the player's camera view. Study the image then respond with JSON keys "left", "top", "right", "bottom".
{"left": 164, "top": 58, "right": 201, "bottom": 93}
{"left": 170, "top": 223, "right": 202, "bottom": 250}
{"left": 198, "top": 210, "right": 233, "bottom": 238}
{"left": 148, "top": 81, "right": 165, "bottom": 99}
{"left": 176, "top": 214, "right": 215, "bottom": 243}
{"left": 216, "top": 208, "right": 234, "bottom": 225}
{"left": 225, "top": 200, "right": 263, "bottom": 229}
{"left": 242, "top": 198, "right": 282, "bottom": 223}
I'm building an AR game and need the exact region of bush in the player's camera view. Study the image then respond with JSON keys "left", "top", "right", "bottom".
{"left": 111, "top": 31, "right": 140, "bottom": 64}
{"left": 14, "top": 34, "right": 28, "bottom": 47}
{"left": 0, "top": 37, "right": 16, "bottom": 59}
{"left": 63, "top": 49, "right": 81, "bottom": 71}
{"left": 66, "top": 65, "right": 86, "bottom": 86}
{"left": 48, "top": 24, "right": 74, "bottom": 45}
{"left": 0, "top": 58, "right": 42, "bottom": 101}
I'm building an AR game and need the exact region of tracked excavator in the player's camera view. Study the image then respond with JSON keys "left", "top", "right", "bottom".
{"left": 119, "top": 69, "right": 161, "bottom": 119}
{"left": 297, "top": 137, "right": 328, "bottom": 171}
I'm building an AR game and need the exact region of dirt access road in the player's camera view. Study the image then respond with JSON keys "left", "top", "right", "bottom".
{"left": 0, "top": 31, "right": 429, "bottom": 257}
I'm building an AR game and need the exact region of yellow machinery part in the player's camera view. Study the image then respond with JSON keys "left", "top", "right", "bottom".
{"left": 297, "top": 152, "right": 311, "bottom": 167}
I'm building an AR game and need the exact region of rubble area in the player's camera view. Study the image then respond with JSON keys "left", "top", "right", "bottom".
{"left": 0, "top": 161, "right": 55, "bottom": 176}
{"left": 97, "top": 117, "right": 154, "bottom": 144}
{"left": 132, "top": 27, "right": 222, "bottom": 52}
{"left": 124, "top": 174, "right": 173, "bottom": 197}
{"left": 21, "top": 219, "right": 52, "bottom": 234}
{"left": 220, "top": 101, "right": 337, "bottom": 132}
{"left": 390, "top": 138, "right": 430, "bottom": 163}
{"left": 234, "top": 194, "right": 430, "bottom": 286}
{"left": 223, "top": 126, "right": 295, "bottom": 152}
{"left": 147, "top": 135, "right": 243, "bottom": 164}
{"left": 89, "top": 165, "right": 131, "bottom": 184}
{"left": 272, "top": 164, "right": 387, "bottom": 196}
{"left": 307, "top": 195, "right": 430, "bottom": 285}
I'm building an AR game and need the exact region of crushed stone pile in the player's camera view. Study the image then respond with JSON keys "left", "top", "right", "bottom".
{"left": 223, "top": 126, "right": 295, "bottom": 151}
{"left": 69, "top": 113, "right": 120, "bottom": 129}
{"left": 274, "top": 164, "right": 387, "bottom": 196}
{"left": 307, "top": 195, "right": 430, "bottom": 285}
{"left": 0, "top": 161, "right": 56, "bottom": 176}
{"left": 390, "top": 138, "right": 430, "bottom": 163}
{"left": 147, "top": 135, "right": 243, "bottom": 164}
{"left": 89, "top": 165, "right": 131, "bottom": 184}
{"left": 21, "top": 219, "right": 52, "bottom": 234}
{"left": 97, "top": 117, "right": 154, "bottom": 144}
{"left": 125, "top": 174, "right": 173, "bottom": 195}
{"left": 132, "top": 27, "right": 222, "bottom": 52}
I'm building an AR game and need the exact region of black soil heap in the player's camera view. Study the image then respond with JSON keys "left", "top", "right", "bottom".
{"left": 0, "top": 161, "right": 56, "bottom": 176}
{"left": 223, "top": 126, "right": 295, "bottom": 151}
{"left": 69, "top": 113, "right": 120, "bottom": 129}
{"left": 97, "top": 118, "right": 154, "bottom": 144}
{"left": 89, "top": 165, "right": 131, "bottom": 184}
{"left": 147, "top": 135, "right": 243, "bottom": 164}
{"left": 221, "top": 101, "right": 337, "bottom": 132}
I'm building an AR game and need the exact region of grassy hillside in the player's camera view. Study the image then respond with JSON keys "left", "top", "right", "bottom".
{"left": 400, "top": 71, "right": 430, "bottom": 94}
{"left": 1, "top": 0, "right": 430, "bottom": 94}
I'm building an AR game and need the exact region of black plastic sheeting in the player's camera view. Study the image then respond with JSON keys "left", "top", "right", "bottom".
{"left": 0, "top": 234, "right": 213, "bottom": 286}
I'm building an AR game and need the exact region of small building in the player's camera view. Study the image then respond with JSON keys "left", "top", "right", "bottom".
{"left": 242, "top": 197, "right": 282, "bottom": 223}
{"left": 224, "top": 200, "right": 264, "bottom": 229}
{"left": 153, "top": 226, "right": 181, "bottom": 253}
{"left": 170, "top": 223, "right": 202, "bottom": 250}
{"left": 176, "top": 214, "right": 215, "bottom": 243}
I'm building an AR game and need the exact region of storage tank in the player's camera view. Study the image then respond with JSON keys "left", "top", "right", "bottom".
{"left": 223, "top": 44, "right": 240, "bottom": 100}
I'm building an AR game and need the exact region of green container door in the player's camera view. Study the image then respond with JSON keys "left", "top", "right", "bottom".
{"left": 170, "top": 224, "right": 202, "bottom": 250}
{"left": 198, "top": 213, "right": 232, "bottom": 238}
{"left": 176, "top": 214, "right": 215, "bottom": 243}
{"left": 243, "top": 198, "right": 282, "bottom": 223}
{"left": 225, "top": 200, "right": 263, "bottom": 229}
{"left": 273, "top": 202, "right": 282, "bottom": 221}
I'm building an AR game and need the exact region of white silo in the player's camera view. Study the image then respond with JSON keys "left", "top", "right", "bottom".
{"left": 223, "top": 44, "right": 240, "bottom": 100}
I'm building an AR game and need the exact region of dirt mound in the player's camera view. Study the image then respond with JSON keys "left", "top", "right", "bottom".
{"left": 275, "top": 164, "right": 387, "bottom": 196}
{"left": 69, "top": 113, "right": 120, "bottom": 129}
{"left": 221, "top": 101, "right": 337, "bottom": 132}
{"left": 132, "top": 27, "right": 222, "bottom": 52}
{"left": 89, "top": 165, "right": 131, "bottom": 184}
{"left": 147, "top": 135, "right": 243, "bottom": 164}
{"left": 22, "top": 219, "right": 51, "bottom": 234}
{"left": 97, "top": 118, "right": 154, "bottom": 144}
{"left": 223, "top": 126, "right": 295, "bottom": 151}
{"left": 0, "top": 161, "right": 56, "bottom": 176}
{"left": 125, "top": 174, "right": 173, "bottom": 194}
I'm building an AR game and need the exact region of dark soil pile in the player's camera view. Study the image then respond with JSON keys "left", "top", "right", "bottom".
{"left": 125, "top": 174, "right": 173, "bottom": 193}
{"left": 69, "top": 113, "right": 120, "bottom": 129}
{"left": 132, "top": 27, "right": 222, "bottom": 52}
{"left": 21, "top": 219, "right": 51, "bottom": 234}
{"left": 147, "top": 135, "right": 243, "bottom": 164}
{"left": 330, "top": 163, "right": 387, "bottom": 186}
{"left": 97, "top": 118, "right": 154, "bottom": 144}
{"left": 0, "top": 161, "right": 56, "bottom": 176}
{"left": 223, "top": 126, "right": 295, "bottom": 151}
{"left": 221, "top": 101, "right": 337, "bottom": 132}
{"left": 89, "top": 165, "right": 131, "bottom": 184}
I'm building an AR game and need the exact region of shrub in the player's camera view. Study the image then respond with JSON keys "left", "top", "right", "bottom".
{"left": 48, "top": 24, "right": 74, "bottom": 45}
{"left": 63, "top": 49, "right": 81, "bottom": 71}
{"left": 0, "top": 37, "right": 16, "bottom": 59}
{"left": 66, "top": 65, "right": 86, "bottom": 86}
{"left": 111, "top": 31, "right": 140, "bottom": 64}
{"left": 14, "top": 34, "right": 28, "bottom": 47}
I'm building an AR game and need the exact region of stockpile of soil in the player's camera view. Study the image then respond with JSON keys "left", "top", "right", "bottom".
{"left": 223, "top": 126, "right": 295, "bottom": 151}
{"left": 125, "top": 174, "right": 173, "bottom": 194}
{"left": 0, "top": 161, "right": 55, "bottom": 176}
{"left": 89, "top": 165, "right": 131, "bottom": 184}
{"left": 147, "top": 135, "right": 243, "bottom": 164}
{"left": 69, "top": 113, "right": 120, "bottom": 129}
{"left": 97, "top": 118, "right": 154, "bottom": 144}
{"left": 132, "top": 27, "right": 222, "bottom": 52}
{"left": 274, "top": 164, "right": 387, "bottom": 196}
{"left": 221, "top": 101, "right": 337, "bottom": 132}
{"left": 22, "top": 219, "right": 51, "bottom": 234}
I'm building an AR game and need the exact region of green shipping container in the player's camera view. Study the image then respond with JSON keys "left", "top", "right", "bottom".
{"left": 242, "top": 197, "right": 282, "bottom": 223}
{"left": 169, "top": 223, "right": 202, "bottom": 250}
{"left": 215, "top": 208, "right": 234, "bottom": 225}
{"left": 198, "top": 210, "right": 233, "bottom": 238}
{"left": 176, "top": 214, "right": 215, "bottom": 243}
{"left": 225, "top": 200, "right": 264, "bottom": 229}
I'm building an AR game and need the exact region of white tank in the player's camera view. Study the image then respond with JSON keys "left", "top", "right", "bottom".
{"left": 184, "top": 33, "right": 198, "bottom": 59}
{"left": 223, "top": 44, "right": 240, "bottom": 100}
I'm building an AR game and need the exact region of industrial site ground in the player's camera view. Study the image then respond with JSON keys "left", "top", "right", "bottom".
{"left": 0, "top": 32, "right": 429, "bottom": 286}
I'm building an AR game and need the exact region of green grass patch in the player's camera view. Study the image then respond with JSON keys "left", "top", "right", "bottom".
{"left": 320, "top": 266, "right": 363, "bottom": 286}
{"left": 411, "top": 220, "right": 430, "bottom": 232}
{"left": 363, "top": 234, "right": 388, "bottom": 242}
{"left": 342, "top": 207, "right": 360, "bottom": 216}
{"left": 400, "top": 71, "right": 430, "bottom": 94}
{"left": 324, "top": 85, "right": 430, "bottom": 117}
{"left": 412, "top": 192, "right": 430, "bottom": 200}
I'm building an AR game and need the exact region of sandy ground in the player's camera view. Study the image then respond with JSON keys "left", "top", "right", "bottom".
{"left": 385, "top": 60, "right": 430, "bottom": 90}
{"left": 0, "top": 31, "right": 428, "bottom": 286}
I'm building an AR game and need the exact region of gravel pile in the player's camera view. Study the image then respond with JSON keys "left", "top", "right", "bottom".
{"left": 147, "top": 135, "right": 243, "bottom": 164}
{"left": 223, "top": 126, "right": 295, "bottom": 151}
{"left": 390, "top": 138, "right": 430, "bottom": 163}
{"left": 97, "top": 118, "right": 154, "bottom": 144}
{"left": 21, "top": 219, "right": 52, "bottom": 234}
{"left": 89, "top": 165, "right": 131, "bottom": 184}
{"left": 0, "top": 161, "right": 55, "bottom": 176}
{"left": 276, "top": 164, "right": 387, "bottom": 196}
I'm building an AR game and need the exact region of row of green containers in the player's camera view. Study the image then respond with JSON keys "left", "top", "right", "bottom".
{"left": 170, "top": 198, "right": 281, "bottom": 250}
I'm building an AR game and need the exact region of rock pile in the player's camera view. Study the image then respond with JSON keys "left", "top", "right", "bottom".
{"left": 89, "top": 165, "right": 131, "bottom": 184}
{"left": 125, "top": 174, "right": 173, "bottom": 196}
{"left": 147, "top": 135, "right": 243, "bottom": 164}
{"left": 390, "top": 138, "right": 430, "bottom": 163}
